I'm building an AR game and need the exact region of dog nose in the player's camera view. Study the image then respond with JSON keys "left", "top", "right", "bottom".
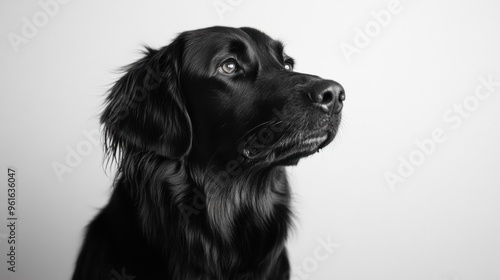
{"left": 307, "top": 80, "right": 345, "bottom": 114}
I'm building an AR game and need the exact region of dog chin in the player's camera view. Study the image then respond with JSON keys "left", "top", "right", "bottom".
{"left": 275, "top": 133, "right": 332, "bottom": 164}
{"left": 243, "top": 131, "right": 335, "bottom": 167}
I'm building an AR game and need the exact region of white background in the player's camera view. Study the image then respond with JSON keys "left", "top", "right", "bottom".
{"left": 1, "top": 0, "right": 500, "bottom": 279}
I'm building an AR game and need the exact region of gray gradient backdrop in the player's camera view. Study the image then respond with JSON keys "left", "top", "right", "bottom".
{"left": 1, "top": 0, "right": 500, "bottom": 279}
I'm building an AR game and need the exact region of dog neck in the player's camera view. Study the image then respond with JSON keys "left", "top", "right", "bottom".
{"left": 185, "top": 160, "right": 292, "bottom": 272}
{"left": 116, "top": 151, "right": 292, "bottom": 272}
{"left": 191, "top": 162, "right": 291, "bottom": 239}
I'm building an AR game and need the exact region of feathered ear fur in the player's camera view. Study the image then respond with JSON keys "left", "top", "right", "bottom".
{"left": 101, "top": 38, "right": 192, "bottom": 162}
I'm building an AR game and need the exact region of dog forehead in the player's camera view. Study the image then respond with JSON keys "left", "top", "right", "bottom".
{"left": 240, "top": 27, "right": 285, "bottom": 56}
{"left": 185, "top": 30, "right": 243, "bottom": 56}
{"left": 239, "top": 27, "right": 275, "bottom": 46}
{"left": 184, "top": 27, "right": 277, "bottom": 55}
{"left": 181, "top": 26, "right": 284, "bottom": 71}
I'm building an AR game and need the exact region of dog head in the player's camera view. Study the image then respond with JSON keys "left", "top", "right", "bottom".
{"left": 101, "top": 26, "right": 344, "bottom": 169}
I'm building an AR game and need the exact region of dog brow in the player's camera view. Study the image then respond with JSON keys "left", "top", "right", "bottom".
{"left": 273, "top": 41, "right": 285, "bottom": 56}
{"left": 268, "top": 40, "right": 287, "bottom": 63}
{"left": 229, "top": 39, "right": 247, "bottom": 54}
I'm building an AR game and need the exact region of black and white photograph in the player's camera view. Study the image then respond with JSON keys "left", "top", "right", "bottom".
{"left": 1, "top": 0, "right": 500, "bottom": 279}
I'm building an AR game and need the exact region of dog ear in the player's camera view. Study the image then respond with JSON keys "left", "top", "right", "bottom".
{"left": 101, "top": 38, "right": 192, "bottom": 160}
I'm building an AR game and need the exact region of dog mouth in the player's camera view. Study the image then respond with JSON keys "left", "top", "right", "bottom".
{"left": 273, "top": 132, "right": 333, "bottom": 164}
{"left": 241, "top": 131, "right": 334, "bottom": 165}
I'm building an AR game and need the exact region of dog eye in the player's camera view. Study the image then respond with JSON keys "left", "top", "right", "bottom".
{"left": 219, "top": 60, "right": 239, "bottom": 74}
{"left": 284, "top": 61, "right": 293, "bottom": 71}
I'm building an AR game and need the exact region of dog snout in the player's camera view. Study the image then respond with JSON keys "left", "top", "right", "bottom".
{"left": 306, "top": 80, "right": 345, "bottom": 114}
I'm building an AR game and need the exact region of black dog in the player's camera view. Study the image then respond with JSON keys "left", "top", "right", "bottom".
{"left": 72, "top": 26, "right": 344, "bottom": 280}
